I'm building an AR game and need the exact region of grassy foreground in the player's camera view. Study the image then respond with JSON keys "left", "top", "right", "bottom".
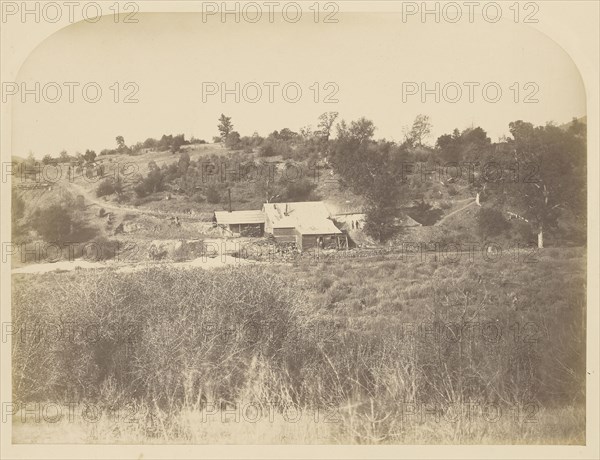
{"left": 11, "top": 247, "right": 586, "bottom": 444}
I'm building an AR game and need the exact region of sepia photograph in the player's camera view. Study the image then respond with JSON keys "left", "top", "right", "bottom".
{"left": 1, "top": 1, "right": 598, "bottom": 458}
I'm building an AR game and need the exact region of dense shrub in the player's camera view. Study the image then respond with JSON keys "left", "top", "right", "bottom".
{"left": 408, "top": 200, "right": 444, "bottom": 226}
{"left": 258, "top": 138, "right": 292, "bottom": 157}
{"left": 363, "top": 205, "right": 396, "bottom": 242}
{"left": 134, "top": 169, "right": 165, "bottom": 197}
{"left": 191, "top": 192, "right": 205, "bottom": 203}
{"left": 513, "top": 219, "right": 536, "bottom": 242}
{"left": 12, "top": 268, "right": 312, "bottom": 408}
{"left": 225, "top": 131, "right": 242, "bottom": 150}
{"left": 30, "top": 204, "right": 77, "bottom": 242}
{"left": 477, "top": 207, "right": 510, "bottom": 237}
{"left": 283, "top": 177, "right": 317, "bottom": 201}
{"left": 82, "top": 236, "right": 120, "bottom": 261}
{"left": 96, "top": 179, "right": 116, "bottom": 197}
{"left": 206, "top": 184, "right": 221, "bottom": 204}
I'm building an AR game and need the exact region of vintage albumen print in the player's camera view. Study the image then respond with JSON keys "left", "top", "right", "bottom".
{"left": 1, "top": 1, "right": 598, "bottom": 458}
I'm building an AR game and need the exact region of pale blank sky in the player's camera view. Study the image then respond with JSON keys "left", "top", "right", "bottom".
{"left": 11, "top": 12, "right": 585, "bottom": 158}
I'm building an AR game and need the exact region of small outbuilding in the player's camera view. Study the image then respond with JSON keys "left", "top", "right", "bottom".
{"left": 213, "top": 210, "right": 265, "bottom": 237}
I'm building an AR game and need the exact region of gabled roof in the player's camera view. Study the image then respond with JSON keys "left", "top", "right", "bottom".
{"left": 262, "top": 202, "right": 342, "bottom": 235}
{"left": 214, "top": 210, "right": 265, "bottom": 225}
{"left": 297, "top": 218, "right": 342, "bottom": 235}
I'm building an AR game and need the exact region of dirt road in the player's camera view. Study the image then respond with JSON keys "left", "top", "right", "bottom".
{"left": 65, "top": 178, "right": 198, "bottom": 220}
{"left": 435, "top": 199, "right": 477, "bottom": 226}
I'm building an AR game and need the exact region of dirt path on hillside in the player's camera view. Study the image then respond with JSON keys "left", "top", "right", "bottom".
{"left": 436, "top": 199, "right": 477, "bottom": 226}
{"left": 66, "top": 180, "right": 142, "bottom": 214}
{"left": 65, "top": 179, "right": 195, "bottom": 220}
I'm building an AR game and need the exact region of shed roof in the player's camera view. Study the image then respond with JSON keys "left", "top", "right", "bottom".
{"left": 214, "top": 210, "right": 265, "bottom": 225}
{"left": 262, "top": 202, "right": 342, "bottom": 235}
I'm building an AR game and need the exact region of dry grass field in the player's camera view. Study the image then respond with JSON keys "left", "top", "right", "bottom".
{"left": 11, "top": 247, "right": 585, "bottom": 444}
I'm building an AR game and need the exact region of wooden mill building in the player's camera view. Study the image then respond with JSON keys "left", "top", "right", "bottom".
{"left": 262, "top": 202, "right": 347, "bottom": 251}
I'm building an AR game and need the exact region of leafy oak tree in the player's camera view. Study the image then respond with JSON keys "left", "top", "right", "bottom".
{"left": 505, "top": 119, "right": 586, "bottom": 248}
{"left": 404, "top": 114, "right": 432, "bottom": 147}
{"left": 317, "top": 111, "right": 339, "bottom": 142}
{"left": 330, "top": 118, "right": 410, "bottom": 242}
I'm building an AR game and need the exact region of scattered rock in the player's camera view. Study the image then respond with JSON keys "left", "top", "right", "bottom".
{"left": 123, "top": 222, "right": 145, "bottom": 233}
{"left": 148, "top": 240, "right": 182, "bottom": 260}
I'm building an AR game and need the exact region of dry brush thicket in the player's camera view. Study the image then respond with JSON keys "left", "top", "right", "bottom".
{"left": 12, "top": 248, "right": 585, "bottom": 443}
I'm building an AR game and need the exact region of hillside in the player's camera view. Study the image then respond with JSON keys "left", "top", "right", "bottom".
{"left": 11, "top": 143, "right": 483, "bottom": 262}
{"left": 10, "top": 113, "right": 587, "bottom": 269}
